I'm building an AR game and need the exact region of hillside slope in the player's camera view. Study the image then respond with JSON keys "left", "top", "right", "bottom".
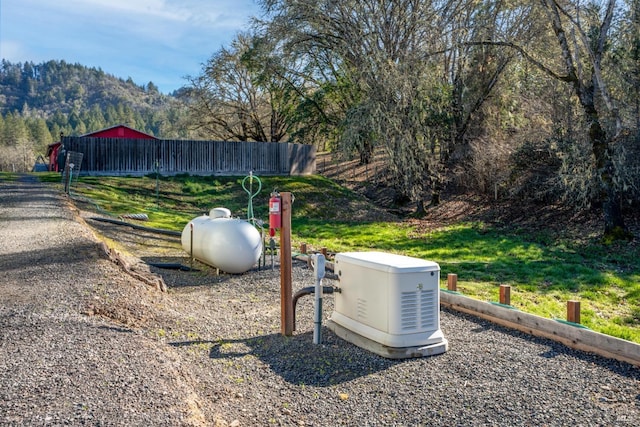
{"left": 0, "top": 59, "right": 173, "bottom": 116}
{"left": 0, "top": 59, "right": 192, "bottom": 141}
{"left": 317, "top": 152, "right": 640, "bottom": 238}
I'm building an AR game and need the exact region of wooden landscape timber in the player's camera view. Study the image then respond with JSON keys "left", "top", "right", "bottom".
{"left": 440, "top": 290, "right": 640, "bottom": 367}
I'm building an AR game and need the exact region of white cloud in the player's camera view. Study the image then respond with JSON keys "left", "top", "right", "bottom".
{"left": 0, "top": 40, "right": 32, "bottom": 64}
{"left": 46, "top": 0, "right": 188, "bottom": 23}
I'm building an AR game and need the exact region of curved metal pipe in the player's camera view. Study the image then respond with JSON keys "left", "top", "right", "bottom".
{"left": 147, "top": 262, "right": 198, "bottom": 271}
{"left": 292, "top": 285, "right": 336, "bottom": 331}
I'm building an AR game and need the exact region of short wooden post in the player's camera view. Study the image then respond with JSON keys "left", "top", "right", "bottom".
{"left": 567, "top": 300, "right": 581, "bottom": 324}
{"left": 499, "top": 285, "right": 511, "bottom": 305}
{"left": 447, "top": 273, "right": 457, "bottom": 291}
{"left": 300, "top": 243, "right": 307, "bottom": 254}
{"left": 321, "top": 247, "right": 328, "bottom": 258}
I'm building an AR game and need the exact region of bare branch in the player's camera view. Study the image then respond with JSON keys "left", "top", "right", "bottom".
{"left": 465, "top": 41, "right": 573, "bottom": 82}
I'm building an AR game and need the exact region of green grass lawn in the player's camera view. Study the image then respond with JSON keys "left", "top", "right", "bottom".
{"left": 0, "top": 171, "right": 19, "bottom": 181}
{"left": 33, "top": 172, "right": 640, "bottom": 344}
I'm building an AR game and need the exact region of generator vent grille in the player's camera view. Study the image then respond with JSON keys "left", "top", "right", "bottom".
{"left": 401, "top": 290, "right": 437, "bottom": 331}
{"left": 357, "top": 297, "right": 367, "bottom": 321}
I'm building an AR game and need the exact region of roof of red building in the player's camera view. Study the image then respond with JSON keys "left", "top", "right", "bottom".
{"left": 80, "top": 124, "right": 158, "bottom": 140}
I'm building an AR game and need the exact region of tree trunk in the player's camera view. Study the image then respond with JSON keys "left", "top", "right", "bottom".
{"left": 602, "top": 192, "right": 627, "bottom": 240}
{"left": 416, "top": 199, "right": 427, "bottom": 217}
{"left": 583, "top": 97, "right": 630, "bottom": 240}
{"left": 431, "top": 192, "right": 441, "bottom": 206}
{"left": 541, "top": 0, "right": 630, "bottom": 240}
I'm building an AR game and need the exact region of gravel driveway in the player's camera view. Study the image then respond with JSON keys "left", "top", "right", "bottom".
{"left": 1, "top": 178, "right": 639, "bottom": 426}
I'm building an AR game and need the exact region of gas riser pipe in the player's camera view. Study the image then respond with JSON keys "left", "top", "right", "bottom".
{"left": 313, "top": 254, "right": 325, "bottom": 344}
{"left": 291, "top": 254, "right": 341, "bottom": 337}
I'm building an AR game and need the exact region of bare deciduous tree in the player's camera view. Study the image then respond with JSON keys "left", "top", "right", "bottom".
{"left": 256, "top": 0, "right": 637, "bottom": 236}
{"left": 183, "top": 33, "right": 290, "bottom": 142}
{"left": 261, "top": 0, "right": 542, "bottom": 210}
{"left": 261, "top": 0, "right": 467, "bottom": 209}
{"left": 465, "top": 0, "right": 634, "bottom": 238}
{"left": 536, "top": 0, "right": 631, "bottom": 238}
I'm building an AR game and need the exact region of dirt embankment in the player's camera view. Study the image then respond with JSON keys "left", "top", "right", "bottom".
{"left": 317, "top": 151, "right": 640, "bottom": 238}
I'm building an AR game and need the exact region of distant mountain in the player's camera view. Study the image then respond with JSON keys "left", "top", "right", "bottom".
{"left": 0, "top": 59, "right": 191, "bottom": 139}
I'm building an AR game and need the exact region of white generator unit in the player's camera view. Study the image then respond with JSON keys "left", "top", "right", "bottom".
{"left": 327, "top": 251, "right": 448, "bottom": 359}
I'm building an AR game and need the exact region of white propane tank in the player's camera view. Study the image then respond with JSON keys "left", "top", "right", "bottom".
{"left": 181, "top": 208, "right": 262, "bottom": 274}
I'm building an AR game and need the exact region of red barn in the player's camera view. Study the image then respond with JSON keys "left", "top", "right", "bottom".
{"left": 81, "top": 124, "right": 158, "bottom": 140}
{"left": 46, "top": 125, "right": 158, "bottom": 171}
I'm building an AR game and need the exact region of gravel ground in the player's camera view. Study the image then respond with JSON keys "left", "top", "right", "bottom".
{"left": 1, "top": 178, "right": 639, "bottom": 426}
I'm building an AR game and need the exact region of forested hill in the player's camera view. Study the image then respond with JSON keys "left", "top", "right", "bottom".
{"left": 0, "top": 59, "right": 190, "bottom": 139}
{"left": 1, "top": 59, "right": 169, "bottom": 113}
{"left": 0, "top": 59, "right": 197, "bottom": 171}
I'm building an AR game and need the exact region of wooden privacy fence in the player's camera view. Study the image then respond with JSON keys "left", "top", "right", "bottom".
{"left": 62, "top": 137, "right": 316, "bottom": 176}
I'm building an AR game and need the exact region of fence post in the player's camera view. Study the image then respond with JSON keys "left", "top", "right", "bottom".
{"left": 447, "top": 273, "right": 457, "bottom": 291}
{"left": 499, "top": 285, "right": 511, "bottom": 305}
{"left": 567, "top": 300, "right": 581, "bottom": 324}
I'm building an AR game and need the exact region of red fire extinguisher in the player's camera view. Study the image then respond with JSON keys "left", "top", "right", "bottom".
{"left": 269, "top": 192, "right": 281, "bottom": 237}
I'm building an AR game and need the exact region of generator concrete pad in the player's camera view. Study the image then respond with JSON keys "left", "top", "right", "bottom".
{"left": 326, "top": 320, "right": 448, "bottom": 359}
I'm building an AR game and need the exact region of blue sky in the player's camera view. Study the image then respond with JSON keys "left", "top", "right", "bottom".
{"left": 0, "top": 0, "right": 262, "bottom": 94}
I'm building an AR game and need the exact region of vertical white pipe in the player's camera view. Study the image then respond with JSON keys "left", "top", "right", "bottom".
{"left": 313, "top": 254, "right": 326, "bottom": 344}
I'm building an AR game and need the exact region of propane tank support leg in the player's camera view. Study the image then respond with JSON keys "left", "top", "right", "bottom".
{"left": 190, "top": 223, "right": 194, "bottom": 270}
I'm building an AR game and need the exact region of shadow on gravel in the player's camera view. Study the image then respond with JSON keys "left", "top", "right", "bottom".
{"left": 170, "top": 331, "right": 415, "bottom": 386}
{"left": 88, "top": 222, "right": 182, "bottom": 253}
{"left": 97, "top": 325, "right": 135, "bottom": 333}
{"left": 0, "top": 183, "right": 63, "bottom": 206}
{"left": 143, "top": 256, "right": 237, "bottom": 288}
{"left": 1, "top": 215, "right": 69, "bottom": 222}
{"left": 143, "top": 256, "right": 276, "bottom": 288}
{"left": 0, "top": 242, "right": 104, "bottom": 272}
{"left": 16, "top": 174, "right": 41, "bottom": 183}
